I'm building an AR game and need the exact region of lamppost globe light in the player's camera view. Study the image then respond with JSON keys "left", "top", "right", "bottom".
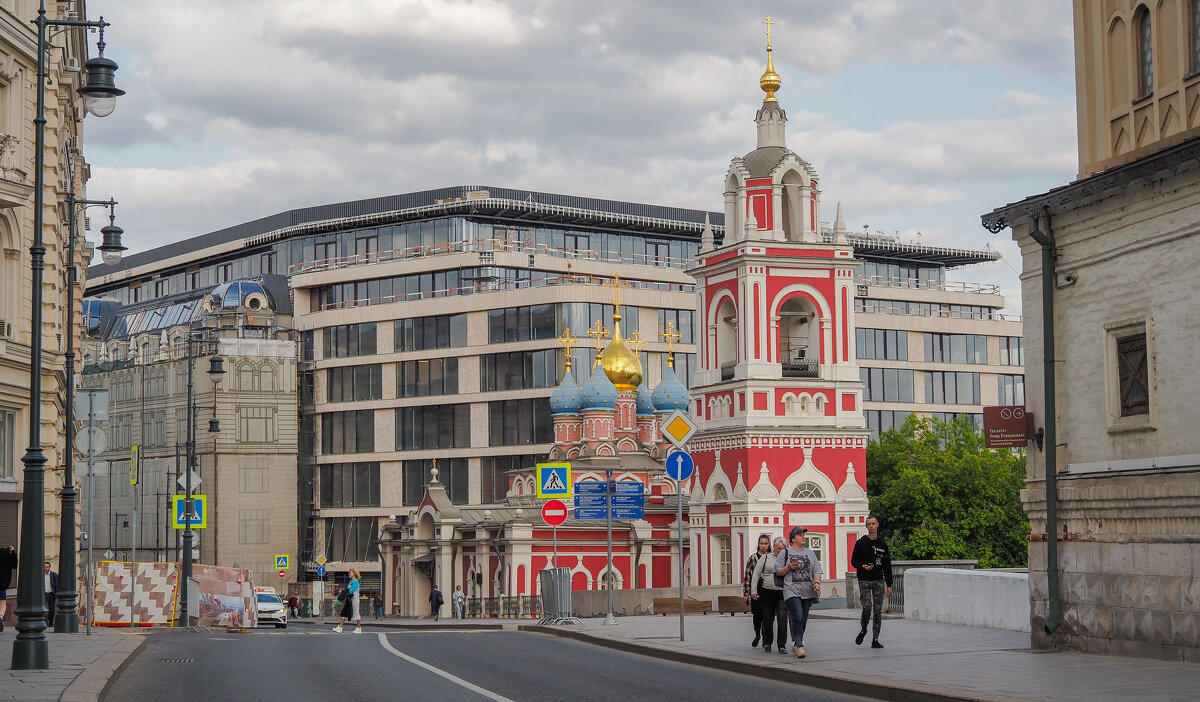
{"left": 78, "top": 54, "right": 124, "bottom": 118}
{"left": 208, "top": 355, "right": 226, "bottom": 380}
{"left": 98, "top": 221, "right": 125, "bottom": 266}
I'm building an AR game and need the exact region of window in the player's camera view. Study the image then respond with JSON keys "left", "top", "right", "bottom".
{"left": 0, "top": 410, "right": 14, "bottom": 479}
{"left": 328, "top": 364, "right": 384, "bottom": 402}
{"left": 397, "top": 358, "right": 459, "bottom": 397}
{"left": 1193, "top": 0, "right": 1200, "bottom": 74}
{"left": 394, "top": 314, "right": 467, "bottom": 351}
{"left": 237, "top": 407, "right": 278, "bottom": 443}
{"left": 857, "top": 328, "right": 908, "bottom": 361}
{"left": 153, "top": 279, "right": 168, "bottom": 298}
{"left": 998, "top": 374, "right": 1025, "bottom": 405}
{"left": 238, "top": 363, "right": 255, "bottom": 390}
{"left": 1137, "top": 7, "right": 1153, "bottom": 99}
{"left": 658, "top": 310, "right": 695, "bottom": 344}
{"left": 321, "top": 410, "right": 374, "bottom": 454}
{"left": 1116, "top": 334, "right": 1149, "bottom": 417}
{"left": 323, "top": 323, "right": 378, "bottom": 359}
{"left": 186, "top": 270, "right": 199, "bottom": 290}
{"left": 712, "top": 484, "right": 728, "bottom": 502}
{"left": 216, "top": 263, "right": 233, "bottom": 283}
{"left": 790, "top": 482, "right": 824, "bottom": 500}
{"left": 487, "top": 305, "right": 558, "bottom": 343}
{"left": 239, "top": 457, "right": 269, "bottom": 493}
{"left": 319, "top": 462, "right": 381, "bottom": 507}
{"left": 324, "top": 517, "right": 379, "bottom": 562}
{"left": 806, "top": 533, "right": 824, "bottom": 568}
{"left": 395, "top": 405, "right": 471, "bottom": 450}
{"left": 140, "top": 411, "right": 165, "bottom": 447}
{"left": 999, "top": 337, "right": 1024, "bottom": 366}
{"left": 924, "top": 333, "right": 987, "bottom": 364}
{"left": 480, "top": 350, "right": 560, "bottom": 391}
{"left": 860, "top": 368, "right": 915, "bottom": 403}
{"left": 925, "top": 371, "right": 981, "bottom": 405}
{"left": 403, "top": 461, "right": 429, "bottom": 506}
{"left": 260, "top": 251, "right": 276, "bottom": 275}
{"left": 480, "top": 454, "right": 538, "bottom": 504}
{"left": 487, "top": 399, "right": 554, "bottom": 445}
{"left": 239, "top": 509, "right": 269, "bottom": 544}
{"left": 865, "top": 409, "right": 912, "bottom": 441}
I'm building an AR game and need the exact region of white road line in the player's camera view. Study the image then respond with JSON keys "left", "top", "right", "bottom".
{"left": 376, "top": 633, "right": 516, "bottom": 702}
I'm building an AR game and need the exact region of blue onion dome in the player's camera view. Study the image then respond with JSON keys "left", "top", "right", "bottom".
{"left": 652, "top": 361, "right": 689, "bottom": 412}
{"left": 580, "top": 362, "right": 618, "bottom": 410}
{"left": 550, "top": 366, "right": 583, "bottom": 414}
{"left": 636, "top": 383, "right": 655, "bottom": 416}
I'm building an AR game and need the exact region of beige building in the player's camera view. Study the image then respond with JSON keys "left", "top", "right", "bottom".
{"left": 1, "top": 0, "right": 98, "bottom": 568}
{"left": 79, "top": 279, "right": 299, "bottom": 583}
{"left": 983, "top": 0, "right": 1200, "bottom": 660}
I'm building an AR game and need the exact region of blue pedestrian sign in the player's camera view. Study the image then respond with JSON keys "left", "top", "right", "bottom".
{"left": 536, "top": 463, "right": 572, "bottom": 499}
{"left": 275, "top": 554, "right": 290, "bottom": 570}
{"left": 171, "top": 494, "right": 207, "bottom": 529}
{"left": 316, "top": 566, "right": 327, "bottom": 577}
{"left": 666, "top": 450, "right": 695, "bottom": 481}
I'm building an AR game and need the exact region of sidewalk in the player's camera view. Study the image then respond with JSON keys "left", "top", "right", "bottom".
{"left": 335, "top": 609, "right": 1200, "bottom": 702}
{"left": 0, "top": 628, "right": 143, "bottom": 702}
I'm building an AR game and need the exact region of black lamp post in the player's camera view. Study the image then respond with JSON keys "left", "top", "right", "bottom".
{"left": 13, "top": 1, "right": 124, "bottom": 670}
{"left": 56, "top": 194, "right": 122, "bottom": 635}
{"left": 180, "top": 334, "right": 224, "bottom": 627}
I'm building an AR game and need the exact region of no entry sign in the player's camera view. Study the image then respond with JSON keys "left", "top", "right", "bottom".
{"left": 541, "top": 499, "right": 568, "bottom": 527}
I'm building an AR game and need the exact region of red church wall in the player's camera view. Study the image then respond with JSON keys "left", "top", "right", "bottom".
{"left": 653, "top": 557, "right": 672, "bottom": 588}
{"left": 841, "top": 394, "right": 855, "bottom": 412}
{"left": 754, "top": 393, "right": 768, "bottom": 410}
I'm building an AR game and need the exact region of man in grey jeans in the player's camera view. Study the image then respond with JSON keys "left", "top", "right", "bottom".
{"left": 849, "top": 516, "right": 893, "bottom": 648}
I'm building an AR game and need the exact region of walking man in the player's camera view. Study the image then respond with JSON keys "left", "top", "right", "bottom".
{"left": 850, "top": 516, "right": 893, "bottom": 649}
{"left": 429, "top": 584, "right": 443, "bottom": 621}
{"left": 43, "top": 561, "right": 59, "bottom": 627}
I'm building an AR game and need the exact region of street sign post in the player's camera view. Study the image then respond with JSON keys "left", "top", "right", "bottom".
{"left": 536, "top": 463, "right": 572, "bottom": 499}
{"left": 541, "top": 499, "right": 568, "bottom": 568}
{"left": 665, "top": 449, "right": 695, "bottom": 643}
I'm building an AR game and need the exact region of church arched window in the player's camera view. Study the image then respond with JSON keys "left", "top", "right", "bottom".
{"left": 712, "top": 483, "right": 729, "bottom": 502}
{"left": 1136, "top": 5, "right": 1153, "bottom": 99}
{"left": 790, "top": 481, "right": 823, "bottom": 501}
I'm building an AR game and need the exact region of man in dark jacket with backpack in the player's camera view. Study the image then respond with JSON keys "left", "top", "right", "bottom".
{"left": 429, "top": 585, "right": 443, "bottom": 620}
{"left": 850, "top": 516, "right": 893, "bottom": 649}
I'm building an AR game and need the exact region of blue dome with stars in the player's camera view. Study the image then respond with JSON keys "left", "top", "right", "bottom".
{"left": 636, "top": 383, "right": 655, "bottom": 416}
{"left": 651, "top": 363, "right": 689, "bottom": 412}
{"left": 550, "top": 368, "right": 583, "bottom": 414}
{"left": 580, "top": 363, "right": 618, "bottom": 410}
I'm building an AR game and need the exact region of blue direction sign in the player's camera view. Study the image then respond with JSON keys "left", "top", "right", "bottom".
{"left": 575, "top": 494, "right": 645, "bottom": 507}
{"left": 575, "top": 495, "right": 609, "bottom": 508}
{"left": 316, "top": 566, "right": 327, "bottom": 577}
{"left": 613, "top": 482, "right": 645, "bottom": 494}
{"left": 574, "top": 507, "right": 609, "bottom": 520}
{"left": 576, "top": 481, "right": 608, "bottom": 495}
{"left": 666, "top": 450, "right": 695, "bottom": 481}
{"left": 611, "top": 507, "right": 645, "bottom": 520}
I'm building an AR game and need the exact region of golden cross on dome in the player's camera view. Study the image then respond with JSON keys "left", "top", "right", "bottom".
{"left": 762, "top": 16, "right": 775, "bottom": 48}
{"left": 587, "top": 320, "right": 609, "bottom": 368}
{"left": 628, "top": 329, "right": 647, "bottom": 355}
{"left": 660, "top": 322, "right": 681, "bottom": 367}
{"left": 557, "top": 328, "right": 579, "bottom": 369}
{"left": 602, "top": 271, "right": 631, "bottom": 308}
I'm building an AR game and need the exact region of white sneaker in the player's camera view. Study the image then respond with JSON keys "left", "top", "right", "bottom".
{"left": 332, "top": 626, "right": 342, "bottom": 633}
{"left": 352, "top": 628, "right": 362, "bottom": 634}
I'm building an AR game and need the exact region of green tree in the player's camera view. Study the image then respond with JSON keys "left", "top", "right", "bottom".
{"left": 865, "top": 415, "right": 1028, "bottom": 568}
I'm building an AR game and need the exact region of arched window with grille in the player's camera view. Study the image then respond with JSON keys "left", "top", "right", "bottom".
{"left": 712, "top": 483, "right": 729, "bottom": 502}
{"left": 1136, "top": 5, "right": 1153, "bottom": 99}
{"left": 790, "top": 481, "right": 824, "bottom": 501}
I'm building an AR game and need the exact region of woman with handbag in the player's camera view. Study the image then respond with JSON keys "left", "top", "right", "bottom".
{"left": 752, "top": 536, "right": 789, "bottom": 654}
{"left": 774, "top": 526, "right": 822, "bottom": 659}
{"left": 332, "top": 569, "right": 363, "bottom": 634}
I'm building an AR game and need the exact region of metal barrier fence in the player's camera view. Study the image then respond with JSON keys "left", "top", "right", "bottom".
{"left": 460, "top": 595, "right": 541, "bottom": 619}
{"left": 537, "top": 567, "right": 581, "bottom": 625}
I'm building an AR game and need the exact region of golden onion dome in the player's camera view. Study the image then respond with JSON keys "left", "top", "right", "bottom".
{"left": 599, "top": 312, "right": 643, "bottom": 391}
{"left": 760, "top": 45, "right": 781, "bottom": 102}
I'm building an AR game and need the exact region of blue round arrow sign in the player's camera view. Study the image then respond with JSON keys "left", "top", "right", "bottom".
{"left": 666, "top": 450, "right": 695, "bottom": 481}
{"left": 316, "top": 566, "right": 327, "bottom": 577}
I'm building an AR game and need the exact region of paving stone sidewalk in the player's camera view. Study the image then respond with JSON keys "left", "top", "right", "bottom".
{"left": 0, "top": 628, "right": 143, "bottom": 702}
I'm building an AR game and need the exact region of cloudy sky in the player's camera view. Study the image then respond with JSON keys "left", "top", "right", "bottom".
{"left": 83, "top": 0, "right": 1078, "bottom": 314}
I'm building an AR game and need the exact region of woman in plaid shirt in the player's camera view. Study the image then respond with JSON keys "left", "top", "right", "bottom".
{"left": 743, "top": 534, "right": 772, "bottom": 647}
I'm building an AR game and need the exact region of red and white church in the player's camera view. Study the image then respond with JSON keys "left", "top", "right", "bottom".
{"left": 381, "top": 33, "right": 871, "bottom": 615}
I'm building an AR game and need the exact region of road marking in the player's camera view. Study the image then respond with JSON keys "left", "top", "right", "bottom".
{"left": 377, "top": 633, "right": 516, "bottom": 702}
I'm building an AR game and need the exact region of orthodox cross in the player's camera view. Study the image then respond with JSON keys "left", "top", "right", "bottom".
{"left": 762, "top": 16, "right": 775, "bottom": 47}
{"left": 660, "top": 322, "right": 681, "bottom": 367}
{"left": 602, "top": 270, "right": 631, "bottom": 309}
{"left": 557, "top": 328, "right": 579, "bottom": 371}
{"left": 628, "top": 329, "right": 647, "bottom": 355}
{"left": 587, "top": 320, "right": 609, "bottom": 369}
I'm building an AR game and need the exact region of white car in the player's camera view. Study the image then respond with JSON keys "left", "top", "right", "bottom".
{"left": 255, "top": 591, "right": 288, "bottom": 628}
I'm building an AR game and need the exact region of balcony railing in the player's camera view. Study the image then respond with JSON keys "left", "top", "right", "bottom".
{"left": 720, "top": 362, "right": 734, "bottom": 381}
{"left": 781, "top": 360, "right": 819, "bottom": 378}
{"left": 854, "top": 275, "right": 1000, "bottom": 295}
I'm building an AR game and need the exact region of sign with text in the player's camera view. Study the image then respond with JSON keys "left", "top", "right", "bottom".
{"left": 983, "top": 406, "right": 1031, "bottom": 448}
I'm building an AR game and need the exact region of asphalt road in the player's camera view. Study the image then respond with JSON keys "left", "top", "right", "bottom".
{"left": 108, "top": 627, "right": 880, "bottom": 702}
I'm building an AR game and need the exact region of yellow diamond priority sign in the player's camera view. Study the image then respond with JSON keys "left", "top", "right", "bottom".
{"left": 661, "top": 409, "right": 697, "bottom": 448}
{"left": 315, "top": 555, "right": 327, "bottom": 566}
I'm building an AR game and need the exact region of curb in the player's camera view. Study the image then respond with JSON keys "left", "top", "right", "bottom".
{"left": 60, "top": 634, "right": 145, "bottom": 702}
{"left": 516, "top": 624, "right": 1027, "bottom": 702}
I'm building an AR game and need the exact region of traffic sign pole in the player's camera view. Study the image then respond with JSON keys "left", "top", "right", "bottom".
{"left": 604, "top": 470, "right": 616, "bottom": 626}
{"left": 667, "top": 449, "right": 695, "bottom": 642}
{"left": 679, "top": 476, "right": 685, "bottom": 642}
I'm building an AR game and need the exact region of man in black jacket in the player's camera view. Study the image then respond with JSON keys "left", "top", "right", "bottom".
{"left": 44, "top": 561, "right": 59, "bottom": 626}
{"left": 0, "top": 545, "right": 16, "bottom": 632}
{"left": 850, "top": 516, "right": 893, "bottom": 648}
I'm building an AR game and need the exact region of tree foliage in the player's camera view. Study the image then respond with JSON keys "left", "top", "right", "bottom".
{"left": 865, "top": 415, "right": 1029, "bottom": 568}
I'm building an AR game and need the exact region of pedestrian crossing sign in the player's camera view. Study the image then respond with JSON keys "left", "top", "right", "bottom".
{"left": 275, "top": 554, "right": 289, "bottom": 570}
{"left": 536, "top": 463, "right": 572, "bottom": 499}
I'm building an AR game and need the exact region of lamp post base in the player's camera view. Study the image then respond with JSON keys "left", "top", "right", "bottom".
{"left": 54, "top": 610, "right": 80, "bottom": 634}
{"left": 11, "top": 631, "right": 50, "bottom": 670}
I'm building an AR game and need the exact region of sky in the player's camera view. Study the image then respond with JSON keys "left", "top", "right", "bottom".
{"left": 82, "top": 0, "right": 1079, "bottom": 316}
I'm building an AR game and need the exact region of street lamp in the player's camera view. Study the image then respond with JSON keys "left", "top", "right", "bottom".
{"left": 180, "top": 333, "right": 224, "bottom": 627}
{"left": 56, "top": 195, "right": 122, "bottom": 635}
{"left": 14, "top": 2, "right": 123, "bottom": 669}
